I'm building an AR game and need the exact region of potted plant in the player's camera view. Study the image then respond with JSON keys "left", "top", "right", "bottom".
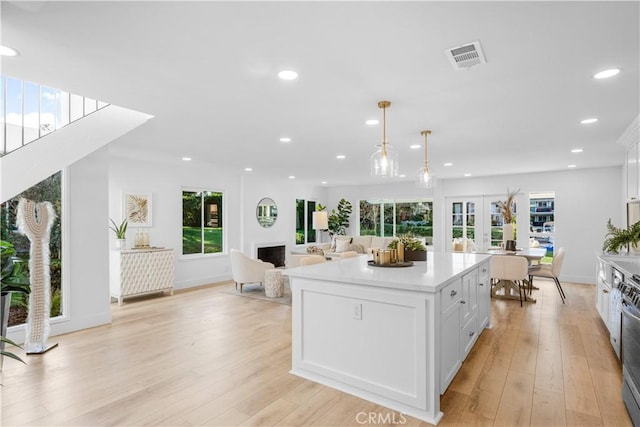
{"left": 388, "top": 233, "right": 427, "bottom": 261}
{"left": 109, "top": 218, "right": 128, "bottom": 250}
{"left": 602, "top": 219, "right": 640, "bottom": 254}
{"left": 327, "top": 199, "right": 353, "bottom": 237}
{"left": 1, "top": 240, "right": 30, "bottom": 369}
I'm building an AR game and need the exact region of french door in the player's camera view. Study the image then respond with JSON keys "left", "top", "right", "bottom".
{"left": 446, "top": 196, "right": 510, "bottom": 251}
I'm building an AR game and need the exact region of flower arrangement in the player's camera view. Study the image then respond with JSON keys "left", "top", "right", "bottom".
{"left": 388, "top": 233, "right": 427, "bottom": 251}
{"left": 497, "top": 188, "right": 519, "bottom": 223}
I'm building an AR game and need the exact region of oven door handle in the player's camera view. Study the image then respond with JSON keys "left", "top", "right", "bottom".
{"left": 621, "top": 299, "right": 640, "bottom": 322}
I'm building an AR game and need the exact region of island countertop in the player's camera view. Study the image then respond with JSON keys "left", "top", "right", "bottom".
{"left": 284, "top": 251, "right": 491, "bottom": 293}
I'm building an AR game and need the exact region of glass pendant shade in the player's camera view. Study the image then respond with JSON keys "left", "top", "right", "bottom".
{"left": 371, "top": 145, "right": 399, "bottom": 177}
{"left": 370, "top": 100, "right": 399, "bottom": 177}
{"left": 415, "top": 129, "right": 434, "bottom": 188}
{"left": 416, "top": 165, "right": 432, "bottom": 188}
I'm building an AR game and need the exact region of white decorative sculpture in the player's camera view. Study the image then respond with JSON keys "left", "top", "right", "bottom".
{"left": 16, "top": 198, "right": 58, "bottom": 354}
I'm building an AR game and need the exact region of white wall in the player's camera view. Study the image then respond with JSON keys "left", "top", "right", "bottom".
{"left": 108, "top": 151, "right": 242, "bottom": 289}
{"left": 328, "top": 166, "right": 622, "bottom": 285}
{"left": 240, "top": 173, "right": 328, "bottom": 264}
{"left": 8, "top": 147, "right": 113, "bottom": 343}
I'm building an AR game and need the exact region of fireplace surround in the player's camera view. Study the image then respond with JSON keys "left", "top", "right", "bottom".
{"left": 255, "top": 242, "right": 286, "bottom": 268}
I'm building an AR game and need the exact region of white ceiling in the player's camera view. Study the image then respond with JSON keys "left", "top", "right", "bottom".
{"left": 2, "top": 1, "right": 638, "bottom": 187}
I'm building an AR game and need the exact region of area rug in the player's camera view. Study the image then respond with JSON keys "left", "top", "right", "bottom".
{"left": 217, "top": 280, "right": 292, "bottom": 306}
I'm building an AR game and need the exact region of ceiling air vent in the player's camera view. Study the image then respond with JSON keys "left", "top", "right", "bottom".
{"left": 446, "top": 40, "right": 486, "bottom": 71}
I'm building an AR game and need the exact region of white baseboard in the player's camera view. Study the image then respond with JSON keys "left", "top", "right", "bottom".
{"left": 174, "top": 273, "right": 233, "bottom": 290}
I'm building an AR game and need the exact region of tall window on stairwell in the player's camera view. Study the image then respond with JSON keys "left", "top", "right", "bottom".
{"left": 182, "top": 190, "right": 224, "bottom": 255}
{"left": 1, "top": 171, "right": 63, "bottom": 327}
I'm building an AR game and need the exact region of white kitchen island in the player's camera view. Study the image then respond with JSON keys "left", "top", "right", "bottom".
{"left": 284, "top": 251, "right": 491, "bottom": 425}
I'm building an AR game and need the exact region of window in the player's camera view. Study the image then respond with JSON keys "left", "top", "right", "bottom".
{"left": 295, "top": 199, "right": 317, "bottom": 244}
{"left": 1, "top": 171, "right": 63, "bottom": 327}
{"left": 452, "top": 201, "right": 476, "bottom": 240}
{"left": 182, "top": 190, "right": 223, "bottom": 255}
{"left": 359, "top": 199, "right": 433, "bottom": 242}
{"left": 530, "top": 192, "right": 555, "bottom": 263}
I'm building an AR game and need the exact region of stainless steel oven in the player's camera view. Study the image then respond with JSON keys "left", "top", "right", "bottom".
{"left": 621, "top": 274, "right": 640, "bottom": 425}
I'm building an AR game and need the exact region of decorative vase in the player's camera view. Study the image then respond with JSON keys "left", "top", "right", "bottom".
{"left": 502, "top": 223, "right": 514, "bottom": 244}
{"left": 404, "top": 250, "right": 427, "bottom": 261}
{"left": 115, "top": 239, "right": 126, "bottom": 250}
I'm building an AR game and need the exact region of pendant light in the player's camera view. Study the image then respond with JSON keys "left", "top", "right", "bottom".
{"left": 370, "top": 100, "right": 399, "bottom": 177}
{"left": 416, "top": 130, "right": 433, "bottom": 188}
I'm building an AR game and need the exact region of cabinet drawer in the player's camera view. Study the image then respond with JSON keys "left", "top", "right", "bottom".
{"left": 479, "top": 261, "right": 490, "bottom": 285}
{"left": 441, "top": 278, "right": 462, "bottom": 313}
{"left": 462, "top": 312, "right": 479, "bottom": 358}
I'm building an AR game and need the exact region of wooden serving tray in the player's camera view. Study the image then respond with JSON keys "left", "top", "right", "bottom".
{"left": 367, "top": 260, "right": 414, "bottom": 268}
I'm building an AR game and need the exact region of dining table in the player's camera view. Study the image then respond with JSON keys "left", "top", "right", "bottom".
{"left": 478, "top": 247, "right": 547, "bottom": 303}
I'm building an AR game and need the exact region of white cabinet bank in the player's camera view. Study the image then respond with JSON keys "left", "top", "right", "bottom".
{"left": 285, "top": 252, "right": 491, "bottom": 425}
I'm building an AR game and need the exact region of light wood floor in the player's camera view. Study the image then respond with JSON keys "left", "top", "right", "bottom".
{"left": 1, "top": 279, "right": 631, "bottom": 427}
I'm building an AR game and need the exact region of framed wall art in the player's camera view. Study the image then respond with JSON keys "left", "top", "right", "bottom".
{"left": 124, "top": 192, "right": 152, "bottom": 227}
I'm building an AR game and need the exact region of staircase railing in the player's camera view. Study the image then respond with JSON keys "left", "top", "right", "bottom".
{"left": 1, "top": 75, "right": 109, "bottom": 156}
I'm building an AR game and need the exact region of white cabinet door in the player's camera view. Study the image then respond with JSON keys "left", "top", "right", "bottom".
{"left": 461, "top": 268, "right": 478, "bottom": 327}
{"left": 440, "top": 301, "right": 461, "bottom": 394}
{"left": 477, "top": 262, "right": 491, "bottom": 330}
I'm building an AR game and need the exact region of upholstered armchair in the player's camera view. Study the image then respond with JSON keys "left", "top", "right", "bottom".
{"left": 229, "top": 249, "right": 275, "bottom": 293}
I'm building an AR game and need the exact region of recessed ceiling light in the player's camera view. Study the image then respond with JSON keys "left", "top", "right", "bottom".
{"left": 278, "top": 70, "right": 298, "bottom": 80}
{"left": 321, "top": 181, "right": 328, "bottom": 185}
{"left": 581, "top": 118, "right": 598, "bottom": 124}
{"left": 336, "top": 155, "right": 346, "bottom": 159}
{"left": 410, "top": 144, "right": 421, "bottom": 149}
{"left": 593, "top": 68, "right": 620, "bottom": 79}
{"left": 568, "top": 164, "right": 577, "bottom": 168}
{"left": 280, "top": 137, "right": 292, "bottom": 143}
{"left": 571, "top": 148, "right": 584, "bottom": 153}
{"left": 288, "top": 175, "right": 295, "bottom": 179}
{"left": 0, "top": 45, "right": 19, "bottom": 57}
{"left": 181, "top": 156, "right": 192, "bottom": 161}
{"left": 365, "top": 119, "right": 379, "bottom": 125}
{"left": 444, "top": 162, "right": 453, "bottom": 167}
{"left": 399, "top": 174, "right": 407, "bottom": 178}
{"left": 464, "top": 173, "right": 472, "bottom": 177}
{"left": 244, "top": 167, "right": 253, "bottom": 172}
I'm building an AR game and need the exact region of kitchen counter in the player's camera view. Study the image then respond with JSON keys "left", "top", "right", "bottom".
{"left": 285, "top": 252, "right": 491, "bottom": 425}
{"left": 285, "top": 251, "right": 490, "bottom": 292}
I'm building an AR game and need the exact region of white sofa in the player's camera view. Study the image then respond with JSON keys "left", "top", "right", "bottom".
{"left": 318, "top": 235, "right": 395, "bottom": 257}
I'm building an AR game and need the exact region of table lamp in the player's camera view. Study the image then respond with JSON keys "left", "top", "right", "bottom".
{"left": 312, "top": 211, "right": 329, "bottom": 243}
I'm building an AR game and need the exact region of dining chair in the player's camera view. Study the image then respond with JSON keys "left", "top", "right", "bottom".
{"left": 490, "top": 255, "right": 530, "bottom": 307}
{"left": 528, "top": 247, "right": 566, "bottom": 304}
{"left": 299, "top": 255, "right": 328, "bottom": 266}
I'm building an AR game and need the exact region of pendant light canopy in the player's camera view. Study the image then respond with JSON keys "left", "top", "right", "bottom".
{"left": 370, "top": 100, "right": 399, "bottom": 177}
{"left": 416, "top": 130, "right": 433, "bottom": 188}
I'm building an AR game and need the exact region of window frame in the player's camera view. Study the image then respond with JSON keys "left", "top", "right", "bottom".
{"left": 181, "top": 187, "right": 226, "bottom": 258}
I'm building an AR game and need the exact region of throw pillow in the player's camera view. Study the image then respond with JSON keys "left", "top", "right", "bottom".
{"left": 335, "top": 238, "right": 352, "bottom": 253}
{"left": 307, "top": 245, "right": 325, "bottom": 255}
{"left": 331, "top": 236, "right": 352, "bottom": 251}
{"left": 347, "top": 243, "right": 366, "bottom": 254}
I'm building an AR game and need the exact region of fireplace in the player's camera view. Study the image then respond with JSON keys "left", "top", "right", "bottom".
{"left": 255, "top": 242, "right": 286, "bottom": 268}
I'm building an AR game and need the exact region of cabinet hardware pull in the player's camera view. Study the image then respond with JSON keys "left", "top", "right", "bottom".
{"left": 482, "top": 267, "right": 487, "bottom": 272}
{"left": 461, "top": 300, "right": 466, "bottom": 304}
{"left": 603, "top": 289, "right": 609, "bottom": 293}
{"left": 479, "top": 282, "right": 484, "bottom": 286}
{"left": 450, "top": 290, "right": 457, "bottom": 297}
{"left": 469, "top": 331, "right": 475, "bottom": 337}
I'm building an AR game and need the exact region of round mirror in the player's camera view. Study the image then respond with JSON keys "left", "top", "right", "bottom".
{"left": 257, "top": 197, "right": 278, "bottom": 228}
